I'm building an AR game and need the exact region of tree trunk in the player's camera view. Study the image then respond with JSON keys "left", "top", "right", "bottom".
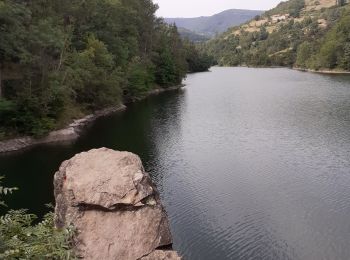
{"left": 0, "top": 65, "right": 2, "bottom": 99}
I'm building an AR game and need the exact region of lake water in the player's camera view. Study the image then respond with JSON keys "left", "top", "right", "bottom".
{"left": 1, "top": 67, "right": 350, "bottom": 260}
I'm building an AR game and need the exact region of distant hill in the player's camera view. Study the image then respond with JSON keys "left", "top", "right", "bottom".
{"left": 205, "top": 0, "right": 350, "bottom": 72}
{"left": 165, "top": 9, "right": 264, "bottom": 38}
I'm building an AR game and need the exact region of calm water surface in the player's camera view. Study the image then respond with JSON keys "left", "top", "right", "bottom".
{"left": 1, "top": 67, "right": 350, "bottom": 260}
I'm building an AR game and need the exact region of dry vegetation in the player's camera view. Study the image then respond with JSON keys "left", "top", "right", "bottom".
{"left": 205, "top": 0, "right": 350, "bottom": 71}
{"left": 305, "top": 0, "right": 337, "bottom": 11}
{"left": 229, "top": 0, "right": 340, "bottom": 36}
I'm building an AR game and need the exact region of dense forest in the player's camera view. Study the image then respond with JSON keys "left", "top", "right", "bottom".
{"left": 205, "top": 0, "right": 350, "bottom": 71}
{"left": 0, "top": 0, "right": 212, "bottom": 139}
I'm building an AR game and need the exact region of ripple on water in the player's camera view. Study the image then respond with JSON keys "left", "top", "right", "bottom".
{"left": 1, "top": 68, "right": 350, "bottom": 260}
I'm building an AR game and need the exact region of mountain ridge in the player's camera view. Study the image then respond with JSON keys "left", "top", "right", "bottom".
{"left": 165, "top": 9, "right": 264, "bottom": 38}
{"left": 166, "top": 9, "right": 264, "bottom": 19}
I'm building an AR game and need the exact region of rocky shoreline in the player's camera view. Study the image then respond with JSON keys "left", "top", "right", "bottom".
{"left": 220, "top": 65, "right": 350, "bottom": 75}
{"left": 293, "top": 67, "right": 350, "bottom": 75}
{"left": 0, "top": 106, "right": 127, "bottom": 154}
{"left": 0, "top": 85, "right": 183, "bottom": 154}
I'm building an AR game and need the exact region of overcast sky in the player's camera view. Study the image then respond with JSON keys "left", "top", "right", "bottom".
{"left": 153, "top": 0, "right": 283, "bottom": 18}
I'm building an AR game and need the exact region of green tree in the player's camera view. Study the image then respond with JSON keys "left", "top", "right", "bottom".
{"left": 296, "top": 42, "right": 313, "bottom": 68}
{"left": 340, "top": 42, "right": 350, "bottom": 70}
{"left": 125, "top": 57, "right": 155, "bottom": 100}
{"left": 65, "top": 36, "right": 122, "bottom": 110}
{"left": 0, "top": 1, "right": 31, "bottom": 98}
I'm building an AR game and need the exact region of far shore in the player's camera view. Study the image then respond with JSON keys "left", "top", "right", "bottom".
{"left": 293, "top": 67, "right": 350, "bottom": 75}
{"left": 216, "top": 65, "right": 350, "bottom": 75}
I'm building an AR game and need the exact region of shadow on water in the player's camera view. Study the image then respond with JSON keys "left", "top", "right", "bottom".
{"left": 0, "top": 88, "right": 186, "bottom": 217}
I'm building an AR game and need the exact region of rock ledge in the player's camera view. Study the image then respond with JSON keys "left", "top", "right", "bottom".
{"left": 54, "top": 148, "right": 180, "bottom": 260}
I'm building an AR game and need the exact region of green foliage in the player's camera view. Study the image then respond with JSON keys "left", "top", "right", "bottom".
{"left": 0, "top": 0, "right": 208, "bottom": 138}
{"left": 155, "top": 47, "right": 178, "bottom": 86}
{"left": 206, "top": 1, "right": 350, "bottom": 72}
{"left": 341, "top": 42, "right": 350, "bottom": 70}
{"left": 65, "top": 36, "right": 122, "bottom": 110}
{"left": 0, "top": 0, "right": 31, "bottom": 62}
{"left": 266, "top": 0, "right": 305, "bottom": 18}
{"left": 0, "top": 177, "right": 75, "bottom": 259}
{"left": 185, "top": 41, "right": 215, "bottom": 72}
{"left": 0, "top": 210, "right": 76, "bottom": 259}
{"left": 153, "top": 25, "right": 188, "bottom": 87}
{"left": 125, "top": 57, "right": 155, "bottom": 100}
{"left": 0, "top": 176, "right": 17, "bottom": 207}
{"left": 296, "top": 42, "right": 313, "bottom": 68}
{"left": 306, "top": 8, "right": 350, "bottom": 70}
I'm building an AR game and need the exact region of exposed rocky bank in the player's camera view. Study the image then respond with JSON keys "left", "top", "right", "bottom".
{"left": 54, "top": 148, "right": 180, "bottom": 260}
{"left": 293, "top": 67, "right": 350, "bottom": 74}
{"left": 0, "top": 85, "right": 184, "bottom": 154}
{"left": 0, "top": 106, "right": 126, "bottom": 153}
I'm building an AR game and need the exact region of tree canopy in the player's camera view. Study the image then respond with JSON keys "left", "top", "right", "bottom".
{"left": 0, "top": 0, "right": 212, "bottom": 138}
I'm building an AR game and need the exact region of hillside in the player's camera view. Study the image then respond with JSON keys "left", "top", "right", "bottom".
{"left": 205, "top": 0, "right": 350, "bottom": 72}
{"left": 177, "top": 27, "right": 210, "bottom": 43}
{"left": 165, "top": 9, "right": 264, "bottom": 38}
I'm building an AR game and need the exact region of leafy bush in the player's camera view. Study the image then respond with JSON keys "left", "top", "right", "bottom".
{"left": 125, "top": 57, "right": 155, "bottom": 100}
{"left": 0, "top": 177, "right": 75, "bottom": 259}
{"left": 0, "top": 210, "right": 75, "bottom": 259}
{"left": 0, "top": 176, "right": 17, "bottom": 207}
{"left": 310, "top": 9, "right": 350, "bottom": 70}
{"left": 65, "top": 36, "right": 123, "bottom": 110}
{"left": 185, "top": 41, "right": 214, "bottom": 72}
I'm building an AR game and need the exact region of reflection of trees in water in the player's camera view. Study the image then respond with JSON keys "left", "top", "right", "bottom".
{"left": 0, "top": 89, "right": 186, "bottom": 217}
{"left": 142, "top": 89, "right": 187, "bottom": 194}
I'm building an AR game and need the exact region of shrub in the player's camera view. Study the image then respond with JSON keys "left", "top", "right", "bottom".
{"left": 0, "top": 177, "right": 75, "bottom": 259}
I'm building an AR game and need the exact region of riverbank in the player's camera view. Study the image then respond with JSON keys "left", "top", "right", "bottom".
{"left": 293, "top": 67, "right": 350, "bottom": 75}
{"left": 0, "top": 106, "right": 127, "bottom": 153}
{"left": 145, "top": 85, "right": 185, "bottom": 99}
{"left": 0, "top": 85, "right": 184, "bottom": 154}
{"left": 219, "top": 65, "right": 350, "bottom": 75}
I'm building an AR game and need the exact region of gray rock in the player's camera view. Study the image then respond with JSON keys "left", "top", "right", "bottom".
{"left": 54, "top": 148, "right": 180, "bottom": 260}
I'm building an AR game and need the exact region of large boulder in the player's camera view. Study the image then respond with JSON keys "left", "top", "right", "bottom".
{"left": 54, "top": 148, "right": 180, "bottom": 260}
